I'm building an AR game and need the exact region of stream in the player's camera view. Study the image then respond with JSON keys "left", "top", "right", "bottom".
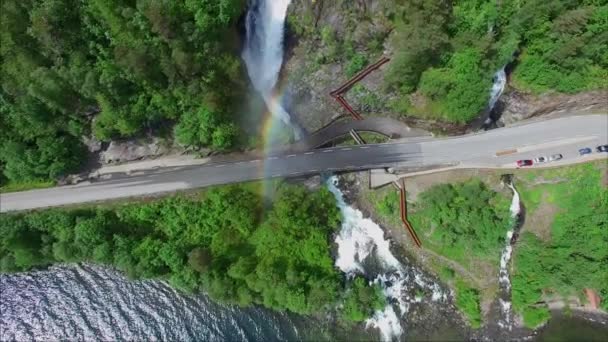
{"left": 497, "top": 180, "right": 522, "bottom": 330}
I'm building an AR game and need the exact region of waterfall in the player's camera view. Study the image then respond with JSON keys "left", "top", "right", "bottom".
{"left": 242, "top": 0, "right": 298, "bottom": 134}
{"left": 488, "top": 67, "right": 507, "bottom": 113}
{"left": 327, "top": 176, "right": 448, "bottom": 341}
{"left": 497, "top": 181, "right": 521, "bottom": 330}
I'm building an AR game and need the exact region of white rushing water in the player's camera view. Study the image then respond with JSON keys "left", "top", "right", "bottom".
{"left": 498, "top": 181, "right": 521, "bottom": 330}
{"left": 327, "top": 176, "right": 448, "bottom": 341}
{"left": 488, "top": 67, "right": 507, "bottom": 112}
{"left": 242, "top": 0, "right": 296, "bottom": 131}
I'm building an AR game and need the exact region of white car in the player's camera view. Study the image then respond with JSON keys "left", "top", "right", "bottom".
{"left": 534, "top": 156, "right": 548, "bottom": 163}
{"left": 549, "top": 154, "right": 563, "bottom": 161}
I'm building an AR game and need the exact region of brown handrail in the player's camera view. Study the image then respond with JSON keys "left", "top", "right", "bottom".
{"left": 335, "top": 95, "right": 363, "bottom": 120}
{"left": 399, "top": 180, "right": 422, "bottom": 247}
{"left": 330, "top": 56, "right": 391, "bottom": 97}
{"left": 329, "top": 56, "right": 391, "bottom": 121}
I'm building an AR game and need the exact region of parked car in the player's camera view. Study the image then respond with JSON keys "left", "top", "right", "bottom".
{"left": 597, "top": 145, "right": 608, "bottom": 153}
{"left": 579, "top": 147, "right": 592, "bottom": 155}
{"left": 549, "top": 154, "right": 563, "bottom": 161}
{"left": 534, "top": 156, "right": 547, "bottom": 163}
{"left": 517, "top": 159, "right": 533, "bottom": 167}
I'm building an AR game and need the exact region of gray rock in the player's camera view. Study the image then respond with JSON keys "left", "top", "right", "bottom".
{"left": 284, "top": 0, "right": 396, "bottom": 132}
{"left": 100, "top": 138, "right": 168, "bottom": 164}
{"left": 499, "top": 90, "right": 608, "bottom": 125}
{"left": 82, "top": 135, "right": 102, "bottom": 153}
{"left": 302, "top": 175, "right": 322, "bottom": 191}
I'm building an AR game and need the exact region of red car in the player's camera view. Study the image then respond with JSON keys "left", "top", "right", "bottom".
{"left": 517, "top": 159, "right": 533, "bottom": 167}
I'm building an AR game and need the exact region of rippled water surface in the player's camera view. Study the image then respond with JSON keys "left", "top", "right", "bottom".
{"left": 0, "top": 264, "right": 323, "bottom": 341}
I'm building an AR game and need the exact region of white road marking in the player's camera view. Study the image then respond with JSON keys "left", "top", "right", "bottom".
{"left": 341, "top": 148, "right": 352, "bottom": 151}
{"left": 271, "top": 174, "right": 281, "bottom": 177}
{"left": 305, "top": 152, "right": 314, "bottom": 155}
{"left": 322, "top": 150, "right": 334, "bottom": 153}
{"left": 250, "top": 160, "right": 259, "bottom": 163}
{"left": 214, "top": 164, "right": 225, "bottom": 168}
{"left": 517, "top": 136, "right": 596, "bottom": 153}
{"left": 309, "top": 169, "right": 318, "bottom": 172}
{"left": 287, "top": 154, "right": 296, "bottom": 158}
{"left": 360, "top": 146, "right": 370, "bottom": 149}
{"left": 268, "top": 156, "right": 279, "bottom": 160}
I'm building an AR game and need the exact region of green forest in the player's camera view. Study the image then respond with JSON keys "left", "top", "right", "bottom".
{"left": 2, "top": 0, "right": 606, "bottom": 186}
{"left": 0, "top": 0, "right": 247, "bottom": 187}
{"left": 386, "top": 0, "right": 607, "bottom": 123}
{"left": 409, "top": 180, "right": 512, "bottom": 265}
{"left": 512, "top": 163, "right": 608, "bottom": 328}
{"left": 0, "top": 182, "right": 384, "bottom": 320}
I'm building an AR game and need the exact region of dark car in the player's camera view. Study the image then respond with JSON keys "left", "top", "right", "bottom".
{"left": 597, "top": 145, "right": 608, "bottom": 153}
{"left": 517, "top": 159, "right": 533, "bottom": 167}
{"left": 579, "top": 147, "right": 592, "bottom": 155}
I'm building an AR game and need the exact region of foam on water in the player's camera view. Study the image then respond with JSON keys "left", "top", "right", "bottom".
{"left": 365, "top": 305, "right": 403, "bottom": 341}
{"left": 507, "top": 183, "right": 521, "bottom": 218}
{"left": 488, "top": 67, "right": 507, "bottom": 112}
{"left": 327, "top": 176, "right": 448, "bottom": 341}
{"left": 497, "top": 182, "right": 521, "bottom": 330}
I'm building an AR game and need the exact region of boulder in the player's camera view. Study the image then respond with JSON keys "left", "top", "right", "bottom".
{"left": 100, "top": 138, "right": 168, "bottom": 164}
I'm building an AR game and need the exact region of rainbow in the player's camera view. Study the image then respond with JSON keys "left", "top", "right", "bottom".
{"left": 258, "top": 91, "right": 296, "bottom": 197}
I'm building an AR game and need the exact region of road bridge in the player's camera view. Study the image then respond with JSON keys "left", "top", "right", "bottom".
{"left": 1, "top": 115, "right": 606, "bottom": 212}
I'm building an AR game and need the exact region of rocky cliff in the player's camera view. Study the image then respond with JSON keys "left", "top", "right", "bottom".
{"left": 284, "top": 0, "right": 396, "bottom": 133}
{"left": 284, "top": 1, "right": 607, "bottom": 135}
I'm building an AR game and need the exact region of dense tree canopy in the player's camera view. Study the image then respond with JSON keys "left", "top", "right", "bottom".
{"left": 410, "top": 180, "right": 512, "bottom": 262}
{"left": 0, "top": 182, "right": 382, "bottom": 319}
{"left": 341, "top": 277, "right": 386, "bottom": 322}
{"left": 0, "top": 0, "right": 247, "bottom": 185}
{"left": 386, "top": 0, "right": 607, "bottom": 123}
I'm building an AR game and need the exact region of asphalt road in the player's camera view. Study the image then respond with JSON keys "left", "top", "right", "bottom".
{"left": 1, "top": 115, "right": 606, "bottom": 212}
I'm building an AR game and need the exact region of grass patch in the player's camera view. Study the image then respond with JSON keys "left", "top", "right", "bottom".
{"left": 455, "top": 278, "right": 482, "bottom": 328}
{"left": 0, "top": 180, "right": 56, "bottom": 193}
{"left": 336, "top": 132, "right": 390, "bottom": 146}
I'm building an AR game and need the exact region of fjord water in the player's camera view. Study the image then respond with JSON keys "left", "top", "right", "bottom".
{"left": 0, "top": 264, "right": 328, "bottom": 341}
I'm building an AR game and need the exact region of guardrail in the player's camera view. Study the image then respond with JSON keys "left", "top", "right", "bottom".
{"left": 396, "top": 179, "right": 422, "bottom": 247}
{"left": 330, "top": 56, "right": 391, "bottom": 121}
